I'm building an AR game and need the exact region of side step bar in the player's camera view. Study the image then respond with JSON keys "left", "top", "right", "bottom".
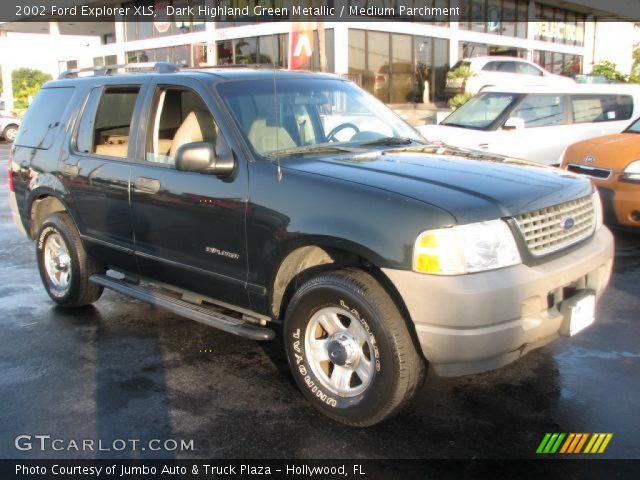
{"left": 90, "top": 274, "right": 275, "bottom": 341}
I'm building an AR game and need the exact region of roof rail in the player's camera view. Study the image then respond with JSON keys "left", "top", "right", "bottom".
{"left": 193, "top": 63, "right": 286, "bottom": 70}
{"left": 58, "top": 61, "right": 180, "bottom": 79}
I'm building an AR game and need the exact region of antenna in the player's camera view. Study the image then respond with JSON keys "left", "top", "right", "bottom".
{"left": 273, "top": 33, "right": 282, "bottom": 182}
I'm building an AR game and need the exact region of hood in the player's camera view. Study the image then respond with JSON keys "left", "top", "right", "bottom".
{"left": 281, "top": 145, "right": 592, "bottom": 224}
{"left": 418, "top": 124, "right": 485, "bottom": 149}
{"left": 564, "top": 133, "right": 640, "bottom": 171}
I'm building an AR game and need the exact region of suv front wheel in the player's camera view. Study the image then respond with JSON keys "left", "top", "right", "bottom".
{"left": 284, "top": 268, "right": 425, "bottom": 426}
{"left": 36, "top": 212, "right": 105, "bottom": 307}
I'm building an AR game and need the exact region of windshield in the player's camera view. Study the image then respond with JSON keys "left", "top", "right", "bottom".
{"left": 441, "top": 92, "right": 519, "bottom": 130}
{"left": 625, "top": 117, "right": 640, "bottom": 133}
{"left": 216, "top": 78, "right": 424, "bottom": 158}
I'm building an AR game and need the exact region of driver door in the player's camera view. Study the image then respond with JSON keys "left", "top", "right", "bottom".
{"left": 129, "top": 79, "right": 250, "bottom": 308}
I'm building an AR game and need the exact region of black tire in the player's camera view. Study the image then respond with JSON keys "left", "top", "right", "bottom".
{"left": 284, "top": 268, "right": 425, "bottom": 426}
{"left": 3, "top": 124, "right": 18, "bottom": 143}
{"left": 36, "top": 212, "right": 104, "bottom": 307}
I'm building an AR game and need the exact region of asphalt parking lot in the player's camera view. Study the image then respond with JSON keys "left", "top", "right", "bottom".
{"left": 0, "top": 141, "right": 638, "bottom": 460}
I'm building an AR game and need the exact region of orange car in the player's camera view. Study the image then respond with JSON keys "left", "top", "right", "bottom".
{"left": 562, "top": 118, "right": 640, "bottom": 230}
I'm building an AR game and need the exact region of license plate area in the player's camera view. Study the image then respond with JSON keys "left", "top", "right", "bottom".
{"left": 559, "top": 289, "right": 596, "bottom": 337}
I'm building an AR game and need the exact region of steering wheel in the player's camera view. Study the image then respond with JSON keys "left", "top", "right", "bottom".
{"left": 327, "top": 122, "right": 360, "bottom": 142}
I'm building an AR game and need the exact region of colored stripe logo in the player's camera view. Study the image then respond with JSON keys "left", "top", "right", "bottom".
{"left": 536, "top": 433, "right": 613, "bottom": 454}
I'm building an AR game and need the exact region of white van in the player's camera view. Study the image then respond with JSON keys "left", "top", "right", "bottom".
{"left": 419, "top": 84, "right": 640, "bottom": 165}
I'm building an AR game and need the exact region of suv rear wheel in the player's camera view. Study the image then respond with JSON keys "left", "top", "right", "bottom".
{"left": 36, "top": 212, "right": 104, "bottom": 307}
{"left": 284, "top": 268, "right": 424, "bottom": 426}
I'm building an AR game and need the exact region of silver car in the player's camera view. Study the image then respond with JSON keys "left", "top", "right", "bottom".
{"left": 1, "top": 114, "right": 20, "bottom": 142}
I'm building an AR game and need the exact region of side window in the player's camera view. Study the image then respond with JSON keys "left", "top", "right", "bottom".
{"left": 511, "top": 95, "right": 565, "bottom": 127}
{"left": 571, "top": 94, "right": 633, "bottom": 123}
{"left": 145, "top": 87, "right": 221, "bottom": 166}
{"left": 497, "top": 62, "right": 517, "bottom": 73}
{"left": 15, "top": 87, "right": 75, "bottom": 149}
{"left": 482, "top": 62, "right": 499, "bottom": 72}
{"left": 79, "top": 86, "right": 140, "bottom": 158}
{"left": 517, "top": 63, "right": 544, "bottom": 76}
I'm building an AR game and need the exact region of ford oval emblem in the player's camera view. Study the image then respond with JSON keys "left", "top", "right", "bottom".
{"left": 561, "top": 217, "right": 575, "bottom": 230}
{"left": 584, "top": 155, "right": 596, "bottom": 163}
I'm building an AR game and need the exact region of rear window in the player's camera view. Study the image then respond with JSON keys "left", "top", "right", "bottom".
{"left": 15, "top": 87, "right": 75, "bottom": 149}
{"left": 571, "top": 94, "right": 633, "bottom": 123}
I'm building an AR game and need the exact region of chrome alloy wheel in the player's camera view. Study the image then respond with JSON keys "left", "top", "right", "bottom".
{"left": 43, "top": 232, "right": 72, "bottom": 294}
{"left": 304, "top": 306, "right": 375, "bottom": 397}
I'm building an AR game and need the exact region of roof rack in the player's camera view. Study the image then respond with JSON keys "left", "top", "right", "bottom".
{"left": 192, "top": 63, "right": 286, "bottom": 70}
{"left": 58, "top": 62, "right": 180, "bottom": 79}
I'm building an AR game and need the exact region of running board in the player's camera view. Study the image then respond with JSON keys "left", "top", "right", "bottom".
{"left": 90, "top": 274, "right": 275, "bottom": 341}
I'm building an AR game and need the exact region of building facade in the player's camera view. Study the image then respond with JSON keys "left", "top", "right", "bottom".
{"left": 0, "top": 0, "right": 636, "bottom": 110}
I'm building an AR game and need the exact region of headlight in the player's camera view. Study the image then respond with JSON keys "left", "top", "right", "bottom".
{"left": 621, "top": 160, "right": 640, "bottom": 182}
{"left": 592, "top": 189, "right": 603, "bottom": 230}
{"left": 413, "top": 219, "right": 521, "bottom": 275}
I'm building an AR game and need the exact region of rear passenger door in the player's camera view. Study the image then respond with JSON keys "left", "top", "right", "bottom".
{"left": 63, "top": 83, "right": 148, "bottom": 272}
{"left": 128, "top": 79, "right": 250, "bottom": 308}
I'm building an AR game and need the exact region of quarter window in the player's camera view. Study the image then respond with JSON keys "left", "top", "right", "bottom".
{"left": 516, "top": 63, "right": 544, "bottom": 76}
{"left": 511, "top": 95, "right": 565, "bottom": 127}
{"left": 15, "top": 87, "right": 75, "bottom": 149}
{"left": 571, "top": 95, "right": 633, "bottom": 123}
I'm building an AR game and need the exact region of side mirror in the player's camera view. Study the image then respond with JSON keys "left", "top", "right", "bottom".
{"left": 503, "top": 117, "right": 525, "bottom": 131}
{"left": 175, "top": 141, "right": 235, "bottom": 177}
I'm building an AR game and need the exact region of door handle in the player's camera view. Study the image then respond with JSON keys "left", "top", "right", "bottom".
{"left": 134, "top": 177, "right": 161, "bottom": 194}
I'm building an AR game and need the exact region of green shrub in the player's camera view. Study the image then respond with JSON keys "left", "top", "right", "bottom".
{"left": 448, "top": 93, "right": 473, "bottom": 110}
{"left": 447, "top": 66, "right": 474, "bottom": 80}
{"left": 11, "top": 68, "right": 52, "bottom": 109}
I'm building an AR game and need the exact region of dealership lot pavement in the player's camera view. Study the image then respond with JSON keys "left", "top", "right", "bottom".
{"left": 0, "top": 142, "right": 638, "bottom": 459}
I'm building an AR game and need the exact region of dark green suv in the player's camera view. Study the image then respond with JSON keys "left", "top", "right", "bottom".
{"left": 9, "top": 63, "right": 614, "bottom": 426}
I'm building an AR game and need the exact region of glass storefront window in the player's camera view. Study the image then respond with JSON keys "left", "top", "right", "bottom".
{"left": 348, "top": 29, "right": 366, "bottom": 86}
{"left": 126, "top": 45, "right": 193, "bottom": 66}
{"left": 460, "top": 0, "right": 528, "bottom": 38}
{"left": 502, "top": 0, "right": 517, "bottom": 37}
{"left": 235, "top": 37, "right": 258, "bottom": 64}
{"left": 123, "top": 0, "right": 206, "bottom": 41}
{"left": 366, "top": 31, "right": 390, "bottom": 103}
{"left": 535, "top": 3, "right": 585, "bottom": 46}
{"left": 215, "top": 32, "right": 329, "bottom": 71}
{"left": 534, "top": 50, "right": 583, "bottom": 77}
{"left": 460, "top": 42, "right": 527, "bottom": 59}
{"left": 349, "top": 29, "right": 449, "bottom": 104}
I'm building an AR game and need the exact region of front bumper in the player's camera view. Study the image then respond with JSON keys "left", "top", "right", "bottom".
{"left": 383, "top": 227, "right": 614, "bottom": 376}
{"left": 595, "top": 181, "right": 640, "bottom": 229}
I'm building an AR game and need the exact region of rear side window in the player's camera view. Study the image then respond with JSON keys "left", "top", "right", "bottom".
{"left": 496, "top": 62, "right": 517, "bottom": 73}
{"left": 15, "top": 87, "right": 75, "bottom": 149}
{"left": 511, "top": 94, "right": 566, "bottom": 127}
{"left": 482, "top": 62, "right": 499, "bottom": 72}
{"left": 571, "top": 94, "right": 633, "bottom": 123}
{"left": 516, "top": 63, "right": 543, "bottom": 76}
{"left": 76, "top": 86, "right": 140, "bottom": 158}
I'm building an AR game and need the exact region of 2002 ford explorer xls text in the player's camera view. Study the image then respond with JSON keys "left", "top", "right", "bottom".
{"left": 8, "top": 63, "right": 613, "bottom": 426}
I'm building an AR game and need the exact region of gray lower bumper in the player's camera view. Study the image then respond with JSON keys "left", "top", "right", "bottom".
{"left": 383, "top": 227, "right": 614, "bottom": 376}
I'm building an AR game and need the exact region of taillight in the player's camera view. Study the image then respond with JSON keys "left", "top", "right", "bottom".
{"left": 7, "top": 158, "right": 14, "bottom": 192}
{"left": 375, "top": 74, "right": 386, "bottom": 83}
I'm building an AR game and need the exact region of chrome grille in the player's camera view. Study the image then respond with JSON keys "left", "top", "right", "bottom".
{"left": 514, "top": 196, "right": 595, "bottom": 256}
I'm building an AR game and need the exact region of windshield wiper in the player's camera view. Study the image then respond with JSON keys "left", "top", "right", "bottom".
{"left": 264, "top": 145, "right": 361, "bottom": 159}
{"left": 358, "top": 136, "right": 419, "bottom": 147}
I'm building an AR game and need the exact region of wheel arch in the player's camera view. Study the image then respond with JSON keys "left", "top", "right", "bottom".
{"left": 28, "top": 191, "right": 72, "bottom": 240}
{"left": 270, "top": 240, "right": 417, "bottom": 339}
